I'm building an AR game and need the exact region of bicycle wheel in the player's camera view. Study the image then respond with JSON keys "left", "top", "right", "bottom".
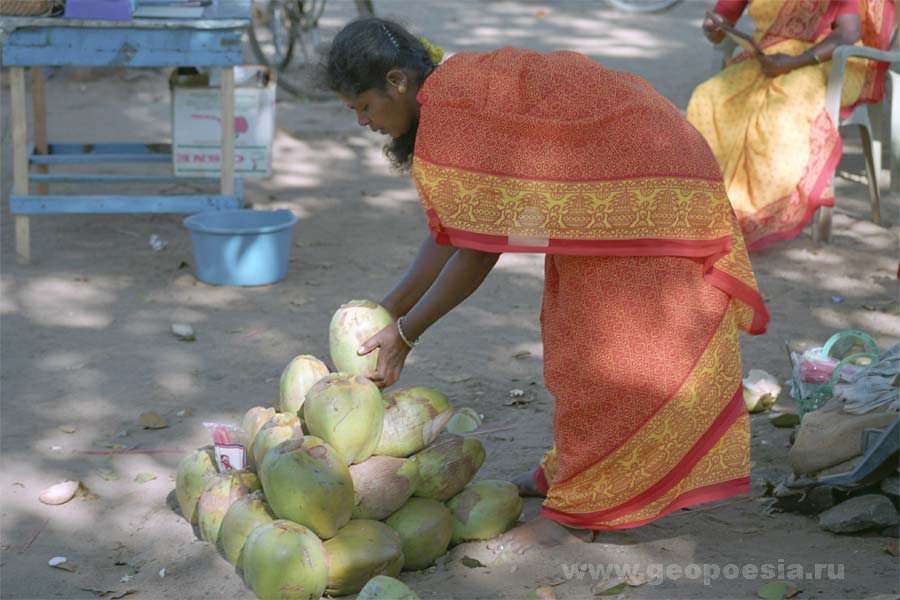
{"left": 605, "top": 0, "right": 682, "bottom": 13}
{"left": 248, "top": 0, "right": 300, "bottom": 71}
{"left": 289, "top": 0, "right": 324, "bottom": 65}
{"left": 292, "top": 0, "right": 372, "bottom": 62}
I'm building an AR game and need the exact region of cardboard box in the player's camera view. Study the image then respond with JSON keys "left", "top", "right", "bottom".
{"left": 171, "top": 66, "right": 275, "bottom": 178}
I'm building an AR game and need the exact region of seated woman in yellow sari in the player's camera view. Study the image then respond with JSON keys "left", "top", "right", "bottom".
{"left": 320, "top": 18, "right": 768, "bottom": 547}
{"left": 687, "top": 0, "right": 894, "bottom": 250}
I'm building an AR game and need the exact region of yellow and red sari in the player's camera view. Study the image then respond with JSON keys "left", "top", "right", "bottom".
{"left": 413, "top": 48, "right": 769, "bottom": 530}
{"left": 687, "top": 0, "right": 895, "bottom": 250}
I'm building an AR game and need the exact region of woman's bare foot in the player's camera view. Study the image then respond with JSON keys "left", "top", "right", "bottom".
{"left": 511, "top": 471, "right": 545, "bottom": 497}
{"left": 487, "top": 516, "right": 593, "bottom": 557}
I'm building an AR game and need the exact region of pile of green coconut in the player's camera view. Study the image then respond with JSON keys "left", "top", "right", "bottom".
{"left": 173, "top": 300, "right": 524, "bottom": 600}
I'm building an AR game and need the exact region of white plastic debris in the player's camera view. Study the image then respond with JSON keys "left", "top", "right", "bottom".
{"left": 171, "top": 323, "right": 195, "bottom": 341}
{"left": 149, "top": 234, "right": 168, "bottom": 251}
{"left": 509, "top": 389, "right": 525, "bottom": 398}
{"left": 48, "top": 557, "right": 67, "bottom": 567}
{"left": 159, "top": 568, "right": 166, "bottom": 578}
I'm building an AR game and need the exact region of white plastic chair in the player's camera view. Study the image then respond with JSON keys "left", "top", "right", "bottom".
{"left": 815, "top": 42, "right": 900, "bottom": 241}
{"left": 711, "top": 24, "right": 899, "bottom": 243}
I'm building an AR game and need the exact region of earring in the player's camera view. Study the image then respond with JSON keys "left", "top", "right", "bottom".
{"left": 398, "top": 84, "right": 407, "bottom": 94}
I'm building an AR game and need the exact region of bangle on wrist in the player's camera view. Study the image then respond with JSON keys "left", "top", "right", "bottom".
{"left": 807, "top": 50, "right": 823, "bottom": 65}
{"left": 396, "top": 316, "right": 419, "bottom": 349}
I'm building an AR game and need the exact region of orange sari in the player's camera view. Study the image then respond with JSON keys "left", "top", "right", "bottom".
{"left": 413, "top": 48, "right": 768, "bottom": 529}
{"left": 687, "top": 0, "right": 895, "bottom": 250}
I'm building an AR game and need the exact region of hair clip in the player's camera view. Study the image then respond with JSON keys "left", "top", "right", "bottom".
{"left": 380, "top": 23, "right": 401, "bottom": 51}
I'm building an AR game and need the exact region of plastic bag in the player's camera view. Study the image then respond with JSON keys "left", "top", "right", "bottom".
{"left": 794, "top": 348, "right": 863, "bottom": 384}
{"left": 202, "top": 422, "right": 249, "bottom": 471}
{"left": 796, "top": 349, "right": 839, "bottom": 384}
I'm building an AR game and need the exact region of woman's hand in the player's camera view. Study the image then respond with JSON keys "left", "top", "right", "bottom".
{"left": 358, "top": 322, "right": 410, "bottom": 390}
{"left": 362, "top": 247, "right": 500, "bottom": 390}
{"left": 702, "top": 15, "right": 726, "bottom": 44}
{"left": 757, "top": 53, "right": 808, "bottom": 78}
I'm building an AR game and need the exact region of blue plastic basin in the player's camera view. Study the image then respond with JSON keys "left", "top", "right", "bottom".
{"left": 183, "top": 209, "right": 298, "bottom": 286}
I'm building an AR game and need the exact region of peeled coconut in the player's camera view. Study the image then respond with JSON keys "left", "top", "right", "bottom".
{"left": 279, "top": 355, "right": 330, "bottom": 416}
{"left": 197, "top": 470, "right": 260, "bottom": 545}
{"left": 329, "top": 300, "right": 393, "bottom": 375}
{"left": 412, "top": 437, "right": 485, "bottom": 501}
{"left": 219, "top": 491, "right": 276, "bottom": 567}
{"left": 349, "top": 456, "right": 420, "bottom": 520}
{"left": 446, "top": 479, "right": 523, "bottom": 544}
{"left": 323, "top": 520, "right": 404, "bottom": 596}
{"left": 240, "top": 407, "right": 277, "bottom": 448}
{"left": 175, "top": 446, "right": 219, "bottom": 524}
{"left": 242, "top": 520, "right": 329, "bottom": 600}
{"left": 743, "top": 369, "right": 781, "bottom": 413}
{"left": 385, "top": 498, "right": 453, "bottom": 571}
{"left": 375, "top": 387, "right": 452, "bottom": 457}
{"left": 303, "top": 373, "right": 384, "bottom": 465}
{"left": 358, "top": 576, "right": 421, "bottom": 600}
{"left": 249, "top": 413, "right": 303, "bottom": 469}
{"left": 259, "top": 437, "right": 354, "bottom": 539}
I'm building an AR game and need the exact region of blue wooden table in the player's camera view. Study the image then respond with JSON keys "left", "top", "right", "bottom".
{"left": 1, "top": 17, "right": 250, "bottom": 263}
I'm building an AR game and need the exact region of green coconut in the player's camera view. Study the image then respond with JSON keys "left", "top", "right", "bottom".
{"left": 175, "top": 445, "right": 218, "bottom": 524}
{"left": 350, "top": 456, "right": 420, "bottom": 520}
{"left": 303, "top": 373, "right": 384, "bottom": 465}
{"left": 446, "top": 480, "right": 524, "bottom": 544}
{"left": 279, "top": 355, "right": 330, "bottom": 416}
{"left": 249, "top": 413, "right": 303, "bottom": 469}
{"left": 323, "top": 520, "right": 405, "bottom": 596}
{"left": 375, "top": 387, "right": 453, "bottom": 458}
{"left": 412, "top": 437, "right": 486, "bottom": 501}
{"left": 242, "top": 520, "right": 329, "bottom": 600}
{"left": 357, "top": 576, "right": 421, "bottom": 600}
{"left": 196, "top": 470, "right": 260, "bottom": 545}
{"left": 219, "top": 490, "right": 276, "bottom": 567}
{"left": 385, "top": 498, "right": 453, "bottom": 571}
{"left": 240, "top": 406, "right": 277, "bottom": 448}
{"left": 329, "top": 300, "right": 393, "bottom": 375}
{"left": 259, "top": 437, "right": 354, "bottom": 539}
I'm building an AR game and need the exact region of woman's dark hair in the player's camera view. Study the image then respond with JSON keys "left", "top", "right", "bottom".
{"left": 318, "top": 18, "right": 436, "bottom": 169}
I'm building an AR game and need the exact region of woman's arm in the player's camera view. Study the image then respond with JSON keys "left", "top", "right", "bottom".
{"left": 380, "top": 234, "right": 457, "bottom": 318}
{"left": 802, "top": 13, "right": 862, "bottom": 65}
{"left": 359, "top": 248, "right": 501, "bottom": 389}
{"left": 758, "top": 13, "right": 861, "bottom": 77}
{"left": 402, "top": 248, "right": 501, "bottom": 342}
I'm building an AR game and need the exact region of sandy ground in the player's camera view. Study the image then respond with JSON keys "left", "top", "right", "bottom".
{"left": 1, "top": 1, "right": 899, "bottom": 599}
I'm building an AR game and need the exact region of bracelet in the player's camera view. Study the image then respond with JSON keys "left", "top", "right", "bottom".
{"left": 396, "top": 316, "right": 419, "bottom": 349}
{"left": 807, "top": 50, "right": 823, "bottom": 65}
